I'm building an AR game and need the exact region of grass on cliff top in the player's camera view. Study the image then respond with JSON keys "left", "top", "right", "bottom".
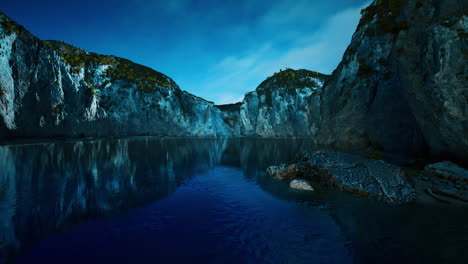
{"left": 43, "top": 40, "right": 171, "bottom": 93}
{"left": 253, "top": 68, "right": 329, "bottom": 107}
{"left": 258, "top": 68, "right": 329, "bottom": 90}
{"left": 358, "top": 0, "right": 409, "bottom": 36}
{"left": 215, "top": 102, "right": 242, "bottom": 112}
{"left": 0, "top": 13, "right": 24, "bottom": 36}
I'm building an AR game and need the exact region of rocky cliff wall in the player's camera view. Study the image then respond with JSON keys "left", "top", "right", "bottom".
{"left": 317, "top": 0, "right": 467, "bottom": 162}
{"left": 0, "top": 13, "right": 231, "bottom": 139}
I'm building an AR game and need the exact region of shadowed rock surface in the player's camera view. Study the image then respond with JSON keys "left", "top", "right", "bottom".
{"left": 268, "top": 150, "right": 416, "bottom": 204}
{"left": 317, "top": 0, "right": 468, "bottom": 163}
{"left": 416, "top": 161, "right": 468, "bottom": 203}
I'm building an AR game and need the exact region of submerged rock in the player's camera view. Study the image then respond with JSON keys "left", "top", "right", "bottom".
{"left": 289, "top": 179, "right": 314, "bottom": 191}
{"left": 423, "top": 161, "right": 468, "bottom": 184}
{"left": 418, "top": 161, "right": 468, "bottom": 203}
{"left": 268, "top": 150, "right": 416, "bottom": 204}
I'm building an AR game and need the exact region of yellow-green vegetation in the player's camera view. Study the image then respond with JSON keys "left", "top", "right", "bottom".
{"left": 51, "top": 104, "right": 64, "bottom": 115}
{"left": 457, "top": 29, "right": 468, "bottom": 39}
{"left": 256, "top": 69, "right": 329, "bottom": 107}
{"left": 44, "top": 40, "right": 171, "bottom": 93}
{"left": 0, "top": 15, "right": 23, "bottom": 35}
{"left": 358, "top": 0, "right": 408, "bottom": 36}
{"left": 223, "top": 116, "right": 239, "bottom": 128}
{"left": 85, "top": 85, "right": 100, "bottom": 96}
{"left": 0, "top": 88, "right": 5, "bottom": 98}
{"left": 357, "top": 58, "right": 374, "bottom": 79}
{"left": 259, "top": 69, "right": 326, "bottom": 90}
{"left": 366, "top": 149, "right": 384, "bottom": 160}
{"left": 104, "top": 58, "right": 170, "bottom": 93}
{"left": 339, "top": 91, "right": 351, "bottom": 109}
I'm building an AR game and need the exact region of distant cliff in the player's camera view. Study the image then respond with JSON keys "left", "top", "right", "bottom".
{"left": 0, "top": 13, "right": 231, "bottom": 138}
{"left": 239, "top": 69, "right": 329, "bottom": 137}
{"left": 216, "top": 69, "right": 329, "bottom": 137}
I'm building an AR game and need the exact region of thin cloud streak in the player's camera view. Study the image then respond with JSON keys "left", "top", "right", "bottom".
{"left": 199, "top": 2, "right": 370, "bottom": 104}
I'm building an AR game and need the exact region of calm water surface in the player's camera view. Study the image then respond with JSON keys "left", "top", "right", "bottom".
{"left": 0, "top": 138, "right": 467, "bottom": 264}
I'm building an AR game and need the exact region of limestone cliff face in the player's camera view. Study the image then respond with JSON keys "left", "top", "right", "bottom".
{"left": 0, "top": 13, "right": 231, "bottom": 139}
{"left": 317, "top": 0, "right": 467, "bottom": 161}
{"left": 238, "top": 69, "right": 329, "bottom": 137}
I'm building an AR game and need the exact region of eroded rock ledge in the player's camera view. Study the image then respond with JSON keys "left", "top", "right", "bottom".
{"left": 267, "top": 150, "right": 417, "bottom": 204}
{"left": 268, "top": 150, "right": 468, "bottom": 205}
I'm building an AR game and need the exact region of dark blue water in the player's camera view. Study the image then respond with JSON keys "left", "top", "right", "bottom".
{"left": 0, "top": 138, "right": 467, "bottom": 264}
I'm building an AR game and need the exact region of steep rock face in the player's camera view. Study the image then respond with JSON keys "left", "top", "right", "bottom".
{"left": 215, "top": 102, "right": 242, "bottom": 135}
{"left": 0, "top": 13, "right": 231, "bottom": 139}
{"left": 317, "top": 0, "right": 467, "bottom": 161}
{"left": 240, "top": 69, "right": 329, "bottom": 137}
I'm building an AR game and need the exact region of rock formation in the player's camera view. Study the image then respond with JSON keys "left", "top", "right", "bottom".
{"left": 267, "top": 150, "right": 417, "bottom": 204}
{"left": 238, "top": 69, "right": 329, "bottom": 137}
{"left": 0, "top": 13, "right": 231, "bottom": 139}
{"left": 317, "top": 0, "right": 468, "bottom": 162}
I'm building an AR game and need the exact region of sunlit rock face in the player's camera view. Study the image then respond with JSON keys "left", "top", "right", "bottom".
{"left": 0, "top": 13, "right": 231, "bottom": 139}
{"left": 317, "top": 0, "right": 468, "bottom": 162}
{"left": 225, "top": 69, "right": 329, "bottom": 137}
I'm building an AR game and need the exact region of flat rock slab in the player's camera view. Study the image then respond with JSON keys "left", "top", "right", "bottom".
{"left": 268, "top": 150, "right": 416, "bottom": 204}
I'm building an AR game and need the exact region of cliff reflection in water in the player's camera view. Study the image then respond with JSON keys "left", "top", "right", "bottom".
{"left": 0, "top": 138, "right": 315, "bottom": 262}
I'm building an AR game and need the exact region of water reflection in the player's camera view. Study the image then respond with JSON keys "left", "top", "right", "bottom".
{"left": 0, "top": 138, "right": 467, "bottom": 264}
{"left": 0, "top": 138, "right": 316, "bottom": 263}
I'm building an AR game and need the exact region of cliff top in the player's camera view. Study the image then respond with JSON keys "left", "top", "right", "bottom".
{"left": 257, "top": 68, "right": 330, "bottom": 91}
{"left": 215, "top": 102, "right": 242, "bottom": 112}
{"left": 42, "top": 40, "right": 174, "bottom": 92}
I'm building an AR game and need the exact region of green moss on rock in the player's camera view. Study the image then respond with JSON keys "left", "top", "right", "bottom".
{"left": 43, "top": 40, "right": 171, "bottom": 93}
{"left": 357, "top": 58, "right": 374, "bottom": 79}
{"left": 51, "top": 104, "right": 64, "bottom": 115}
{"left": 259, "top": 68, "right": 327, "bottom": 90}
{"left": 358, "top": 0, "right": 408, "bottom": 36}
{"left": 223, "top": 116, "right": 239, "bottom": 128}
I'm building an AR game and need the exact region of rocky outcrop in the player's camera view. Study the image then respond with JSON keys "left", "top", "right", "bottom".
{"left": 317, "top": 0, "right": 468, "bottom": 162}
{"left": 0, "top": 13, "right": 232, "bottom": 139}
{"left": 417, "top": 161, "right": 468, "bottom": 203}
{"left": 238, "top": 69, "right": 329, "bottom": 137}
{"left": 267, "top": 150, "right": 416, "bottom": 203}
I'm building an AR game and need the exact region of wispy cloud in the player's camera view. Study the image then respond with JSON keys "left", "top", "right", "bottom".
{"left": 198, "top": 1, "right": 370, "bottom": 104}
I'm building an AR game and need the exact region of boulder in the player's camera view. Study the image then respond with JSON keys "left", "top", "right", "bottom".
{"left": 289, "top": 179, "right": 314, "bottom": 191}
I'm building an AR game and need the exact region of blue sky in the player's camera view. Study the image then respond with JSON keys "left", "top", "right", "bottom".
{"left": 2, "top": 0, "right": 370, "bottom": 104}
